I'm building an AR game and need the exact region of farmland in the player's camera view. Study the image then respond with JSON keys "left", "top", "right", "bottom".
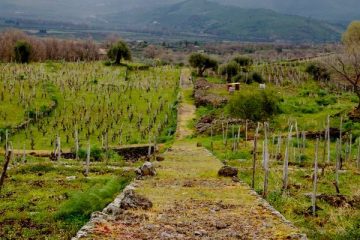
{"left": 194, "top": 63, "right": 360, "bottom": 239}
{"left": 0, "top": 62, "right": 180, "bottom": 150}
{"left": 0, "top": 61, "right": 180, "bottom": 239}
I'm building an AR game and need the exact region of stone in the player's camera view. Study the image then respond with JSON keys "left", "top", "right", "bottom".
{"left": 156, "top": 155, "right": 165, "bottom": 162}
{"left": 66, "top": 176, "right": 76, "bottom": 181}
{"left": 218, "top": 166, "right": 238, "bottom": 177}
{"left": 136, "top": 161, "right": 156, "bottom": 177}
{"left": 120, "top": 189, "right": 153, "bottom": 210}
{"left": 232, "top": 176, "right": 240, "bottom": 182}
{"left": 215, "top": 221, "right": 229, "bottom": 230}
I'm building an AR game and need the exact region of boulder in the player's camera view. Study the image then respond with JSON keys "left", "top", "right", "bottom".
{"left": 120, "top": 189, "right": 153, "bottom": 210}
{"left": 218, "top": 166, "right": 238, "bottom": 177}
{"left": 136, "top": 161, "right": 156, "bottom": 177}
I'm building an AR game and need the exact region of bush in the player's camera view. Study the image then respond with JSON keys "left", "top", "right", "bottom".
{"left": 227, "top": 90, "right": 280, "bottom": 122}
{"left": 251, "top": 72, "right": 264, "bottom": 83}
{"left": 316, "top": 96, "right": 337, "bottom": 106}
{"left": 306, "top": 63, "right": 330, "bottom": 81}
{"left": 77, "top": 147, "right": 104, "bottom": 161}
{"left": 55, "top": 177, "right": 131, "bottom": 224}
{"left": 14, "top": 41, "right": 32, "bottom": 63}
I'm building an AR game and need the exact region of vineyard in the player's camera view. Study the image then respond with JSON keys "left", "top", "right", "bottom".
{"left": 195, "top": 65, "right": 360, "bottom": 239}
{"left": 0, "top": 62, "right": 180, "bottom": 150}
{"left": 0, "top": 62, "right": 180, "bottom": 238}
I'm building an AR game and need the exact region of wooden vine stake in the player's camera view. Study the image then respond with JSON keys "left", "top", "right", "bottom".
{"left": 22, "top": 143, "right": 26, "bottom": 164}
{"left": 283, "top": 124, "right": 293, "bottom": 192}
{"left": 252, "top": 122, "right": 260, "bottom": 189}
{"left": 357, "top": 137, "right": 360, "bottom": 169}
{"left": 263, "top": 122, "right": 270, "bottom": 199}
{"left": 0, "top": 142, "right": 12, "bottom": 192}
{"left": 335, "top": 139, "right": 341, "bottom": 194}
{"left": 85, "top": 140, "right": 90, "bottom": 176}
{"left": 75, "top": 128, "right": 79, "bottom": 160}
{"left": 339, "top": 116, "right": 343, "bottom": 169}
{"left": 326, "top": 115, "right": 331, "bottom": 164}
{"left": 312, "top": 138, "right": 319, "bottom": 216}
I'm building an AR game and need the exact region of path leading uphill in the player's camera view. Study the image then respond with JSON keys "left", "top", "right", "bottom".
{"left": 78, "top": 70, "right": 306, "bottom": 240}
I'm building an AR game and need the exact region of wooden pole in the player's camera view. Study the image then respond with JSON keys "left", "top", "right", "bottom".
{"left": 75, "top": 128, "right": 79, "bottom": 160}
{"left": 312, "top": 138, "right": 319, "bottom": 216}
{"left": 283, "top": 124, "right": 293, "bottom": 191}
{"left": 252, "top": 122, "right": 260, "bottom": 189}
{"left": 0, "top": 143, "right": 12, "bottom": 192}
{"left": 326, "top": 115, "right": 331, "bottom": 164}
{"left": 339, "top": 116, "right": 343, "bottom": 169}
{"left": 357, "top": 137, "right": 360, "bottom": 169}
{"left": 335, "top": 139, "right": 341, "bottom": 194}
{"left": 263, "top": 122, "right": 269, "bottom": 199}
{"left": 85, "top": 140, "right": 90, "bottom": 176}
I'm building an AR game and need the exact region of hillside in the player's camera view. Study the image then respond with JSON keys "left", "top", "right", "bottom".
{"left": 0, "top": 0, "right": 344, "bottom": 42}
{"left": 105, "top": 0, "right": 341, "bottom": 42}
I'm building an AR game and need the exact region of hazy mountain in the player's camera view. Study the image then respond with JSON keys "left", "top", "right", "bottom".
{"left": 0, "top": 0, "right": 347, "bottom": 42}
{"left": 1, "top": 0, "right": 359, "bottom": 24}
{"left": 103, "top": 0, "right": 341, "bottom": 42}
{"left": 218, "top": 0, "right": 360, "bottom": 24}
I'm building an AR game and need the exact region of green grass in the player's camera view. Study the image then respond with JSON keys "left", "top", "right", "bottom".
{"left": 0, "top": 156, "right": 134, "bottom": 239}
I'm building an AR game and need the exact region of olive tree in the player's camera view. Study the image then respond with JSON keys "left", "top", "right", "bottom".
{"left": 219, "top": 61, "right": 240, "bottom": 83}
{"left": 14, "top": 41, "right": 32, "bottom": 63}
{"left": 107, "top": 40, "right": 131, "bottom": 65}
{"left": 189, "top": 53, "right": 218, "bottom": 76}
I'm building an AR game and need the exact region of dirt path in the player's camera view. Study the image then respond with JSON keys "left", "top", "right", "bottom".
{"left": 80, "top": 72, "right": 306, "bottom": 239}
{"left": 176, "top": 69, "right": 196, "bottom": 140}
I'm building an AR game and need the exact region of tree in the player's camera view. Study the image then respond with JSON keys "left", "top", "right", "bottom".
{"left": 326, "top": 21, "right": 360, "bottom": 114}
{"left": 107, "top": 40, "right": 131, "bottom": 65}
{"left": 306, "top": 63, "right": 330, "bottom": 82}
{"left": 188, "top": 53, "right": 218, "bottom": 76}
{"left": 232, "top": 56, "right": 253, "bottom": 68}
{"left": 14, "top": 41, "right": 31, "bottom": 63}
{"left": 219, "top": 61, "right": 240, "bottom": 83}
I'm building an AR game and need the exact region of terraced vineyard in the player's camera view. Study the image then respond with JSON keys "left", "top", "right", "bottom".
{"left": 0, "top": 62, "right": 180, "bottom": 150}
{"left": 0, "top": 62, "right": 180, "bottom": 239}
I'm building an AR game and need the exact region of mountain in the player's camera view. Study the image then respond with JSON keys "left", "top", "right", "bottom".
{"left": 0, "top": 0, "right": 345, "bottom": 42}
{"left": 217, "top": 0, "right": 360, "bottom": 24}
{"left": 104, "top": 0, "right": 341, "bottom": 42}
{"left": 1, "top": 0, "right": 359, "bottom": 24}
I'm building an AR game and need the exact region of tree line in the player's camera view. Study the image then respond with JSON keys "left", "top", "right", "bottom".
{"left": 0, "top": 29, "right": 100, "bottom": 62}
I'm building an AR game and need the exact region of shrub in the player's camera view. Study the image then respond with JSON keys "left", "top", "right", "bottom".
{"left": 55, "top": 177, "right": 131, "bottom": 224}
{"left": 14, "top": 41, "right": 32, "bottom": 63}
{"left": 306, "top": 63, "right": 330, "bottom": 81}
{"left": 251, "top": 72, "right": 264, "bottom": 83}
{"left": 316, "top": 96, "right": 337, "bottom": 106}
{"left": 227, "top": 90, "right": 280, "bottom": 122}
{"left": 77, "top": 147, "right": 104, "bottom": 161}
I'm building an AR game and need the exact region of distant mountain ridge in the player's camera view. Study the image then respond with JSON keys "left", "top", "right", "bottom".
{"left": 104, "top": 0, "right": 341, "bottom": 42}
{"left": 0, "top": 0, "right": 346, "bottom": 42}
